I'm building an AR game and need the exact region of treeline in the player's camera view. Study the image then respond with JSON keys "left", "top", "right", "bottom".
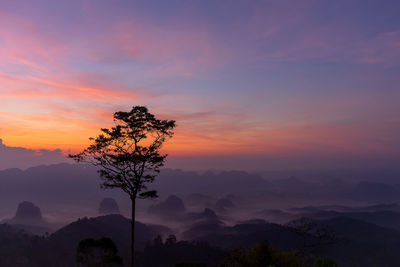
{"left": 78, "top": 235, "right": 337, "bottom": 267}
{"left": 0, "top": 224, "right": 337, "bottom": 267}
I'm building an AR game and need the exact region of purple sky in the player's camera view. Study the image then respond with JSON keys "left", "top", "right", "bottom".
{"left": 0, "top": 0, "right": 399, "bottom": 170}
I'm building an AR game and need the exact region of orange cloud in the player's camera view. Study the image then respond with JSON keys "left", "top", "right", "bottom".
{"left": 0, "top": 74, "right": 138, "bottom": 100}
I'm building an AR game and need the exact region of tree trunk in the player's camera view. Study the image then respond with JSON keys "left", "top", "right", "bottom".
{"left": 131, "top": 197, "right": 136, "bottom": 267}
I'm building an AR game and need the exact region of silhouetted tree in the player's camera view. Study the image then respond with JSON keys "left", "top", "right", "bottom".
{"left": 165, "top": 234, "right": 177, "bottom": 246}
{"left": 76, "top": 237, "right": 123, "bottom": 267}
{"left": 70, "top": 106, "right": 176, "bottom": 267}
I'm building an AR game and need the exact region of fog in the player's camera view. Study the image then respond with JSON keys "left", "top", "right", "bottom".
{"left": 2, "top": 140, "right": 400, "bottom": 266}
{"left": 1, "top": 162, "right": 400, "bottom": 231}
{"left": 2, "top": 138, "right": 400, "bottom": 173}
{"left": 1, "top": 157, "right": 400, "bottom": 266}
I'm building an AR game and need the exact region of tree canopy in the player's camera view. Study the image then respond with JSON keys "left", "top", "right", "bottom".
{"left": 69, "top": 106, "right": 176, "bottom": 200}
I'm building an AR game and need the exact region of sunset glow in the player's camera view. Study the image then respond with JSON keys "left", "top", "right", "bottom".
{"left": 1, "top": 0, "right": 400, "bottom": 169}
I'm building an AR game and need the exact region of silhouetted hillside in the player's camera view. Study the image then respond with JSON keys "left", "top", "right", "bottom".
{"left": 0, "top": 224, "right": 45, "bottom": 267}
{"left": 1, "top": 214, "right": 400, "bottom": 266}
{"left": 183, "top": 216, "right": 400, "bottom": 267}
{"left": 43, "top": 214, "right": 164, "bottom": 266}
{"left": 183, "top": 220, "right": 305, "bottom": 251}
{"left": 315, "top": 217, "right": 400, "bottom": 266}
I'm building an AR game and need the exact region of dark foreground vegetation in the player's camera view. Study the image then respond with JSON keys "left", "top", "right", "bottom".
{"left": 2, "top": 164, "right": 400, "bottom": 266}
{"left": 3, "top": 212, "right": 400, "bottom": 266}
{"left": 0, "top": 222, "right": 334, "bottom": 267}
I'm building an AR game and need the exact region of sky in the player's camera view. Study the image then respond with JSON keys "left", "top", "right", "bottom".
{"left": 0, "top": 0, "right": 400, "bottom": 171}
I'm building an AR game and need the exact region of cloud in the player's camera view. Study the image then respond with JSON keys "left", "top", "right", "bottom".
{"left": 0, "top": 73, "right": 139, "bottom": 100}
{"left": 0, "top": 0, "right": 399, "bottom": 165}
{"left": 239, "top": 1, "right": 400, "bottom": 66}
{"left": 0, "top": 10, "right": 68, "bottom": 72}
{"left": 0, "top": 7, "right": 228, "bottom": 80}
{"left": 0, "top": 139, "right": 70, "bottom": 170}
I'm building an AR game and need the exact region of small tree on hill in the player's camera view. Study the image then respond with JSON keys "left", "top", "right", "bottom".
{"left": 70, "top": 106, "right": 176, "bottom": 267}
{"left": 76, "top": 237, "right": 123, "bottom": 267}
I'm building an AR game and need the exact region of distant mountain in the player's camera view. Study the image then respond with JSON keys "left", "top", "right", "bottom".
{"left": 10, "top": 201, "right": 45, "bottom": 225}
{"left": 256, "top": 208, "right": 297, "bottom": 223}
{"left": 148, "top": 195, "right": 186, "bottom": 218}
{"left": 356, "top": 203, "right": 400, "bottom": 212}
{"left": 185, "top": 208, "right": 221, "bottom": 223}
{"left": 291, "top": 203, "right": 400, "bottom": 214}
{"left": 147, "top": 196, "right": 223, "bottom": 226}
{"left": 215, "top": 198, "right": 234, "bottom": 212}
{"left": 1, "top": 201, "right": 50, "bottom": 235}
{"left": 185, "top": 193, "right": 213, "bottom": 207}
{"left": 0, "top": 163, "right": 116, "bottom": 207}
{"left": 2, "top": 163, "right": 400, "bottom": 213}
{"left": 98, "top": 198, "right": 120, "bottom": 215}
{"left": 152, "top": 169, "right": 270, "bottom": 196}
{"left": 305, "top": 210, "right": 400, "bottom": 232}
{"left": 352, "top": 181, "right": 400, "bottom": 203}
{"left": 0, "top": 165, "right": 273, "bottom": 216}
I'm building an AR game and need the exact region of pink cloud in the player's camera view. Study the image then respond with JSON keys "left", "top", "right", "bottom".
{"left": 0, "top": 11, "right": 68, "bottom": 72}
{"left": 0, "top": 8, "right": 228, "bottom": 83}
{"left": 82, "top": 19, "right": 229, "bottom": 77}
{"left": 0, "top": 73, "right": 139, "bottom": 100}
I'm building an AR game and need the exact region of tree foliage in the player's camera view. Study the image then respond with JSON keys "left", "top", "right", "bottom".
{"left": 69, "top": 106, "right": 176, "bottom": 200}
{"left": 76, "top": 237, "right": 123, "bottom": 267}
{"left": 223, "top": 240, "right": 312, "bottom": 267}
